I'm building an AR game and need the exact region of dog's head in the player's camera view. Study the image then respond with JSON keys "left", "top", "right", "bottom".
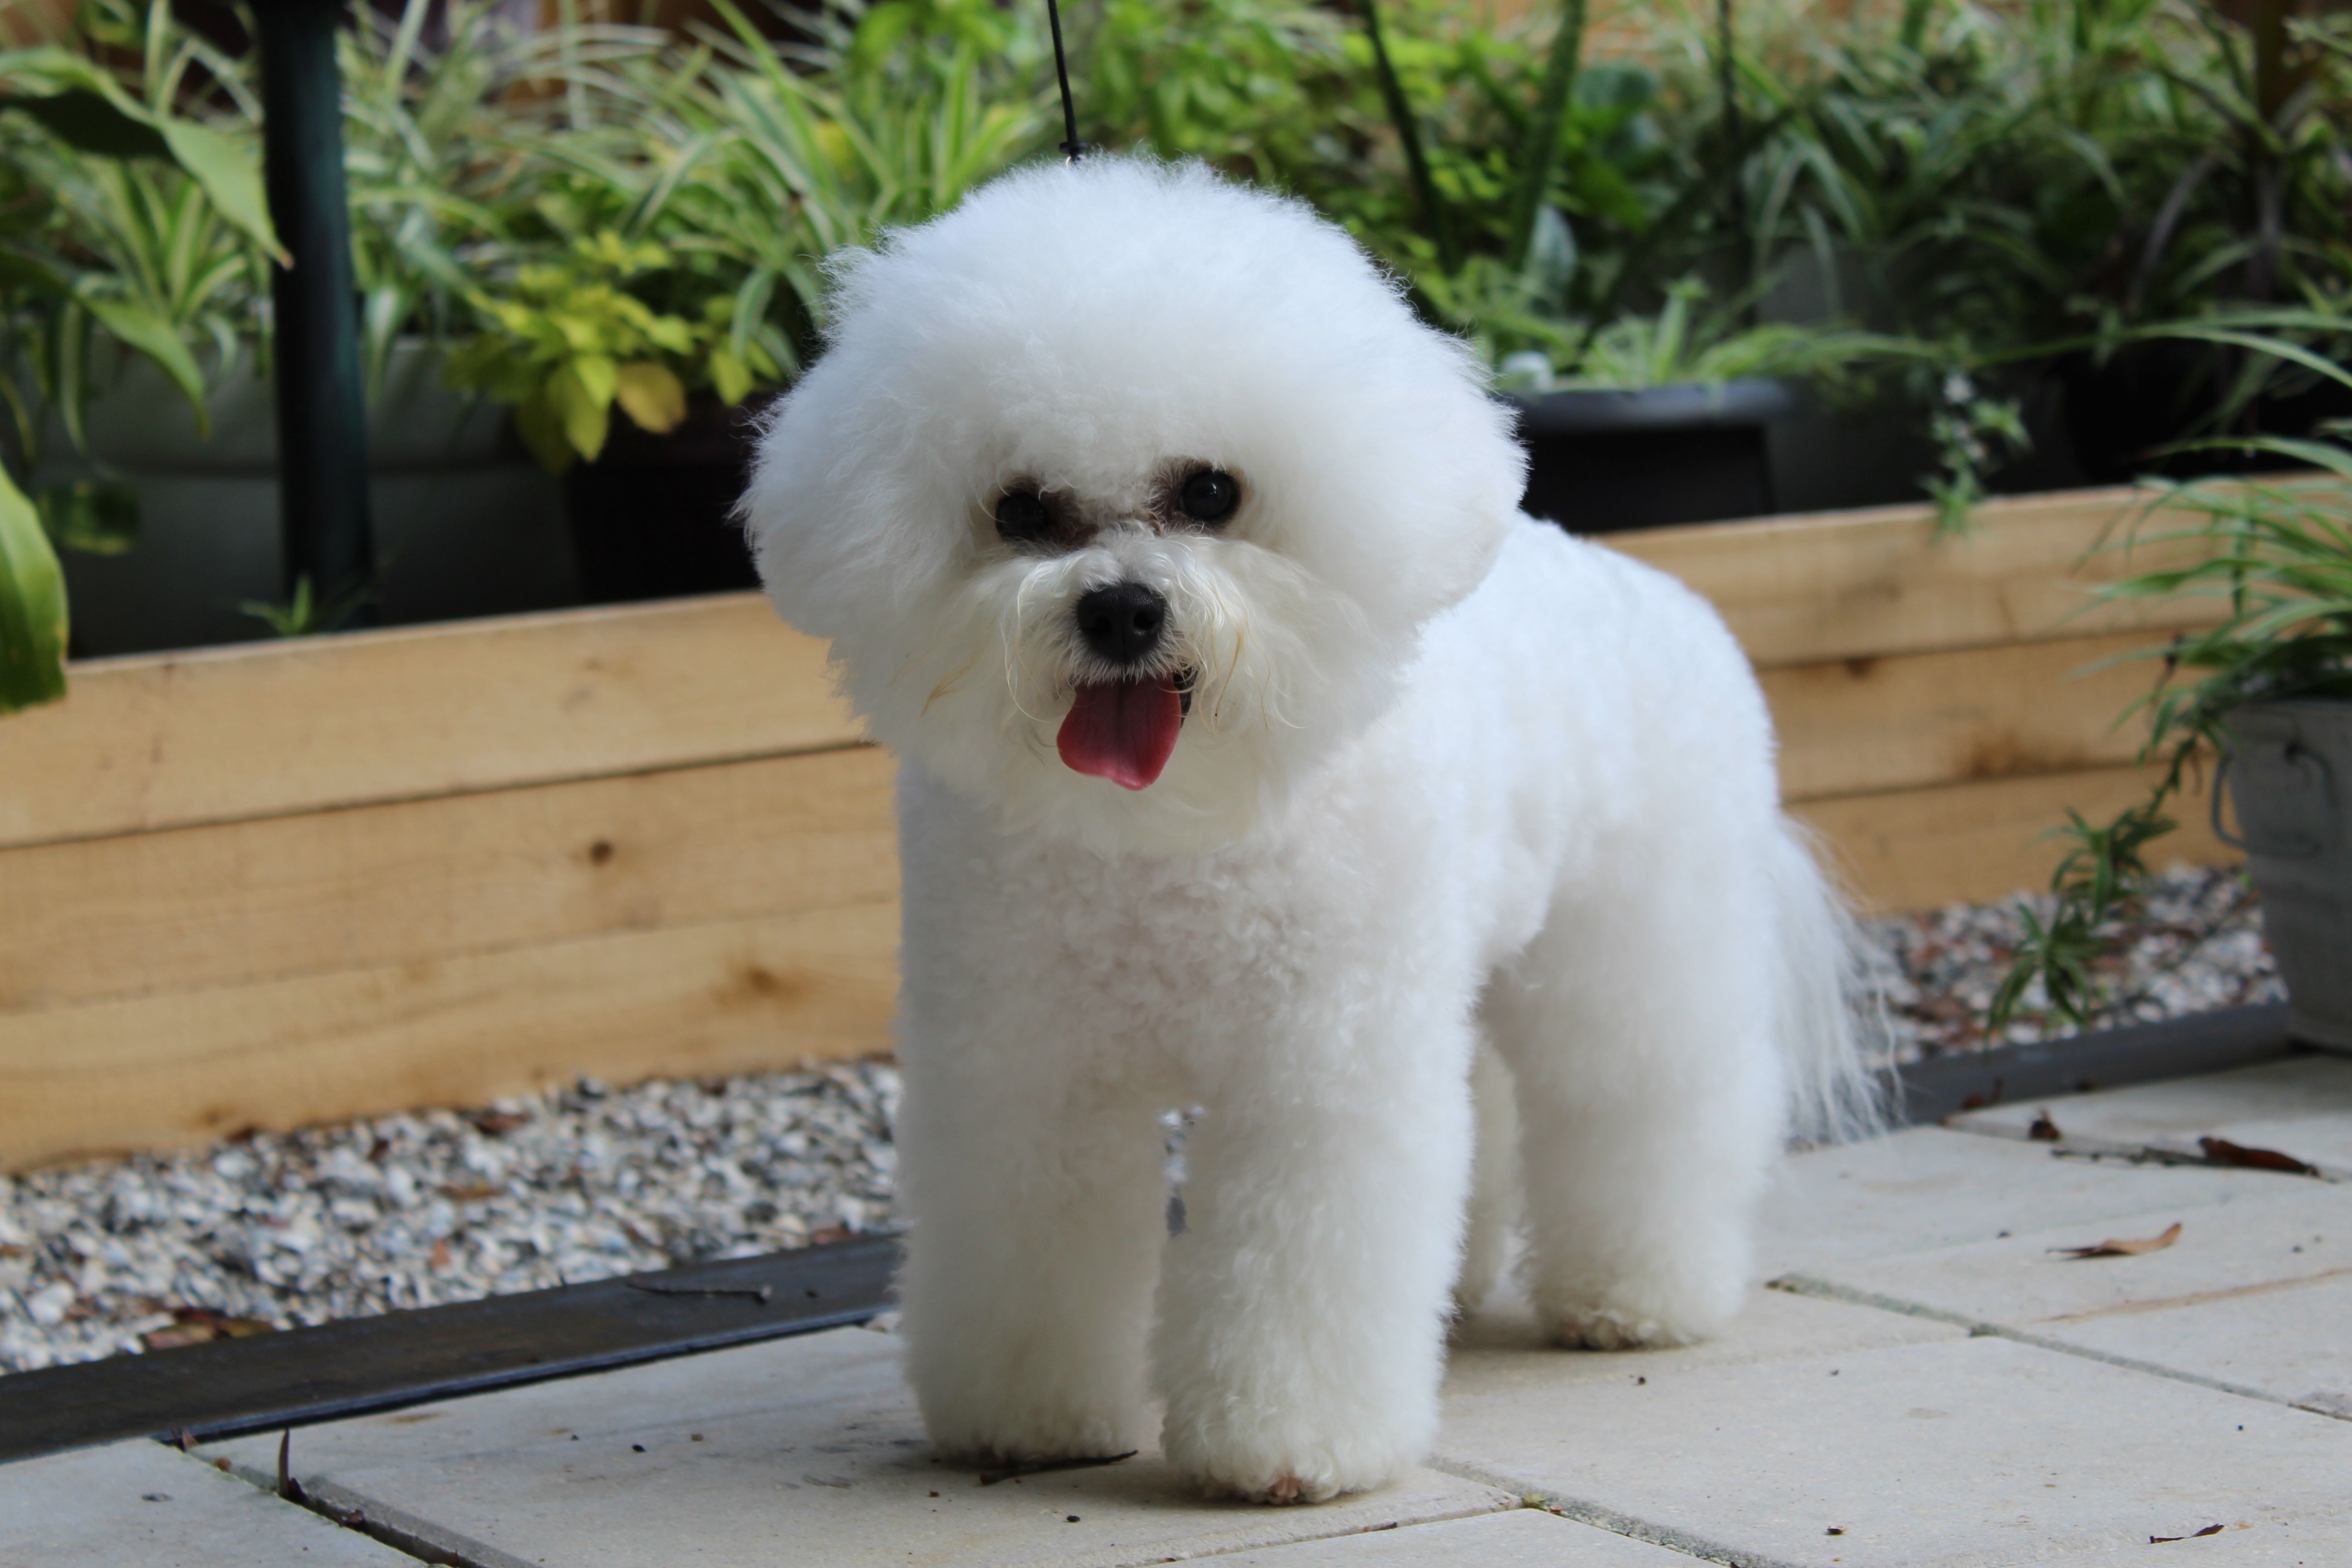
{"left": 744, "top": 157, "right": 1524, "bottom": 852}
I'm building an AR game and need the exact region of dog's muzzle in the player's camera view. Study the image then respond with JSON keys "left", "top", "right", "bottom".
{"left": 1060, "top": 581, "right": 1186, "bottom": 791}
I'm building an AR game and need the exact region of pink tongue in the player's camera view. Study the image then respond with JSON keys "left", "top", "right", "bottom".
{"left": 1057, "top": 678, "right": 1184, "bottom": 790}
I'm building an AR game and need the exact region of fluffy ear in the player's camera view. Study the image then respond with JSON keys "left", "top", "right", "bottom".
{"left": 740, "top": 324, "right": 965, "bottom": 648}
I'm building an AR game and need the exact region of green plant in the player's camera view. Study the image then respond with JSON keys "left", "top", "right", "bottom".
{"left": 335, "top": 0, "right": 668, "bottom": 392}
{"left": 443, "top": 230, "right": 773, "bottom": 471}
{"left": 0, "top": 0, "right": 280, "bottom": 713}
{"left": 1991, "top": 433, "right": 2352, "bottom": 1034}
{"left": 437, "top": 0, "right": 1046, "bottom": 470}
{"left": 0, "top": 0, "right": 281, "bottom": 444}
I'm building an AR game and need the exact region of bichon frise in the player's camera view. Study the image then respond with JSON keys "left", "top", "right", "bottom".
{"left": 743, "top": 157, "right": 1877, "bottom": 1505}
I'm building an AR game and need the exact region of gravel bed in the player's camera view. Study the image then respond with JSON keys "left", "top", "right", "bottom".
{"left": 0, "top": 866, "right": 2279, "bottom": 1375}
{"left": 1866, "top": 864, "right": 2282, "bottom": 1061}
{"left": 0, "top": 1062, "right": 898, "bottom": 1374}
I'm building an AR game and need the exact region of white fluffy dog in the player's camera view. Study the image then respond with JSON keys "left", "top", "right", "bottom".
{"left": 744, "top": 157, "right": 1875, "bottom": 1505}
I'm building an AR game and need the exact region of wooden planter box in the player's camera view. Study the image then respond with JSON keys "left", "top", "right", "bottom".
{"left": 0, "top": 484, "right": 2233, "bottom": 1170}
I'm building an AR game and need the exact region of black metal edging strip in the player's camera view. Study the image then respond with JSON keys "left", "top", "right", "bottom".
{"left": 1886, "top": 1002, "right": 2297, "bottom": 1126}
{"left": 0, "top": 1235, "right": 897, "bottom": 1464}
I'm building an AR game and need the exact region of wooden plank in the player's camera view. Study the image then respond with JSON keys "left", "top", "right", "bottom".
{"left": 0, "top": 902, "right": 898, "bottom": 1171}
{"left": 1766, "top": 630, "right": 2174, "bottom": 803}
{"left": 5, "top": 482, "right": 2252, "bottom": 850}
{"left": 1607, "top": 484, "right": 2222, "bottom": 669}
{"left": 0, "top": 747, "right": 897, "bottom": 1015}
{"left": 1793, "top": 763, "right": 2232, "bottom": 913}
{"left": 0, "top": 595, "right": 860, "bottom": 851}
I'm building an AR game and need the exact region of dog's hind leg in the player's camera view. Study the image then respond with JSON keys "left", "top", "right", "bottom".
{"left": 1452, "top": 1035, "right": 1521, "bottom": 1318}
{"left": 894, "top": 1056, "right": 1166, "bottom": 1466}
{"left": 1485, "top": 829, "right": 1787, "bottom": 1350}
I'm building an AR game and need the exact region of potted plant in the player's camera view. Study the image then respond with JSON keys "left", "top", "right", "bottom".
{"left": 440, "top": 0, "right": 1045, "bottom": 602}
{"left": 1993, "top": 436, "right": 2352, "bottom": 1048}
{"left": 0, "top": 0, "right": 284, "bottom": 697}
{"left": 1703, "top": 0, "right": 2352, "bottom": 494}
{"left": 5, "top": 0, "right": 625, "bottom": 657}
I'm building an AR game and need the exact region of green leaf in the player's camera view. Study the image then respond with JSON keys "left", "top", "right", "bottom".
{"left": 37, "top": 480, "right": 139, "bottom": 555}
{"left": 545, "top": 363, "right": 612, "bottom": 463}
{"left": 612, "top": 361, "right": 687, "bottom": 434}
{"left": 0, "top": 465, "right": 69, "bottom": 716}
{"left": 75, "top": 290, "right": 210, "bottom": 438}
{"left": 157, "top": 118, "right": 284, "bottom": 263}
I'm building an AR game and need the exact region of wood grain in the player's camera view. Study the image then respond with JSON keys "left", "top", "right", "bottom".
{"left": 1608, "top": 484, "right": 2222, "bottom": 670}
{"left": 1767, "top": 631, "right": 2177, "bottom": 802}
{"left": 7, "top": 483, "right": 2235, "bottom": 850}
{"left": 0, "top": 901, "right": 899, "bottom": 1170}
{"left": 0, "top": 746, "right": 897, "bottom": 1014}
{"left": 1794, "top": 762, "right": 2230, "bottom": 912}
{"left": 0, "top": 595, "right": 859, "bottom": 851}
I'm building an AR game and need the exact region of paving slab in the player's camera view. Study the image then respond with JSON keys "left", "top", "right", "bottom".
{"left": 1783, "top": 1182, "right": 2351, "bottom": 1408}
{"left": 1762, "top": 1126, "right": 2287, "bottom": 1275}
{"left": 1434, "top": 1333, "right": 2352, "bottom": 1568}
{"left": 204, "top": 1326, "right": 1516, "bottom": 1568}
{"left": 2028, "top": 1516, "right": 2352, "bottom": 1566}
{"left": 1447, "top": 1282, "right": 1966, "bottom": 1403}
{"left": 0, "top": 1438, "right": 414, "bottom": 1568}
{"left": 2037, "top": 1270, "right": 2352, "bottom": 1420}
{"left": 1951, "top": 1055, "right": 2352, "bottom": 1172}
{"left": 1197, "top": 1507, "right": 1694, "bottom": 1563}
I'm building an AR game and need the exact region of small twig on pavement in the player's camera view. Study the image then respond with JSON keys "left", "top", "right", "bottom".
{"left": 978, "top": 1451, "right": 1139, "bottom": 1486}
{"left": 276, "top": 1429, "right": 306, "bottom": 1504}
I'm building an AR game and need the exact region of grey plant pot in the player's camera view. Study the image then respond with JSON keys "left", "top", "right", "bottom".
{"left": 33, "top": 340, "right": 578, "bottom": 656}
{"left": 2220, "top": 699, "right": 2352, "bottom": 1051}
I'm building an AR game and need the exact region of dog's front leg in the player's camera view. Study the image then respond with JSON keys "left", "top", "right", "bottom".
{"left": 1154, "top": 1022, "right": 1472, "bottom": 1504}
{"left": 896, "top": 1056, "right": 1166, "bottom": 1467}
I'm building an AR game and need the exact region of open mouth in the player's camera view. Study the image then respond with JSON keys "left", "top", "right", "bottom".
{"left": 1057, "top": 668, "right": 1194, "bottom": 790}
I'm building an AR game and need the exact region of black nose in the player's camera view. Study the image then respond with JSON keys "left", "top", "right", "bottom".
{"left": 1074, "top": 582, "right": 1167, "bottom": 666}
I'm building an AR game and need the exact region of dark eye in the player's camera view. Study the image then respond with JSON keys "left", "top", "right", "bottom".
{"left": 1178, "top": 468, "right": 1239, "bottom": 525}
{"left": 995, "top": 486, "right": 1050, "bottom": 542}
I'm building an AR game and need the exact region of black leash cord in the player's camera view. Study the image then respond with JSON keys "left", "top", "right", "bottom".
{"left": 1045, "top": 0, "right": 1087, "bottom": 159}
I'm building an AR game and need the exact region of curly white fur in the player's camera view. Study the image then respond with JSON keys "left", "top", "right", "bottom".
{"left": 744, "top": 156, "right": 1878, "bottom": 1505}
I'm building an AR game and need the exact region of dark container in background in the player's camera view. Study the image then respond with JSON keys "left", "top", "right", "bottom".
{"left": 1508, "top": 380, "right": 1798, "bottom": 534}
{"left": 562, "top": 397, "right": 767, "bottom": 603}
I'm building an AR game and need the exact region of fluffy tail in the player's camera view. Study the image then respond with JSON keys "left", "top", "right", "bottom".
{"left": 1768, "top": 818, "right": 1891, "bottom": 1145}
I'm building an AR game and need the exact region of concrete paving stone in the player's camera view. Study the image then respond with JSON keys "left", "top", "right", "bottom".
{"left": 0, "top": 1438, "right": 415, "bottom": 1568}
{"left": 1434, "top": 1333, "right": 2352, "bottom": 1568}
{"left": 2035, "top": 1270, "right": 2352, "bottom": 1421}
{"left": 1195, "top": 1507, "right": 1697, "bottom": 1563}
{"left": 2025, "top": 1515, "right": 2352, "bottom": 1566}
{"left": 205, "top": 1326, "right": 1518, "bottom": 1568}
{"left": 1764, "top": 1126, "right": 2289, "bottom": 1275}
{"left": 1951, "top": 1055, "right": 2352, "bottom": 1172}
{"left": 1447, "top": 1283, "right": 1967, "bottom": 1403}
{"left": 1791, "top": 1182, "right": 2347, "bottom": 1327}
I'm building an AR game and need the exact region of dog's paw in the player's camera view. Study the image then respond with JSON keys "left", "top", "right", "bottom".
{"left": 1539, "top": 1302, "right": 1710, "bottom": 1351}
{"left": 1198, "top": 1470, "right": 1331, "bottom": 1506}
{"left": 922, "top": 1405, "right": 1147, "bottom": 1473}
{"left": 1162, "top": 1411, "right": 1416, "bottom": 1505}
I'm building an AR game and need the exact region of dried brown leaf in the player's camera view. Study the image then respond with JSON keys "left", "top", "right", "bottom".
{"left": 141, "top": 1306, "right": 275, "bottom": 1351}
{"left": 2051, "top": 1221, "right": 2182, "bottom": 1259}
{"left": 466, "top": 1110, "right": 530, "bottom": 1136}
{"left": 2150, "top": 1524, "right": 2225, "bottom": 1542}
{"left": 2028, "top": 1110, "right": 2063, "bottom": 1142}
{"left": 2198, "top": 1137, "right": 2317, "bottom": 1175}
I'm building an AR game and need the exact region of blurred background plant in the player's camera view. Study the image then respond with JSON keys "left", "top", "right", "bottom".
{"left": 6, "top": 0, "right": 2352, "bottom": 690}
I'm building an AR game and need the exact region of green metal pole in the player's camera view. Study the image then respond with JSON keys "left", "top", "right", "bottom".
{"left": 252, "top": 0, "right": 374, "bottom": 625}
